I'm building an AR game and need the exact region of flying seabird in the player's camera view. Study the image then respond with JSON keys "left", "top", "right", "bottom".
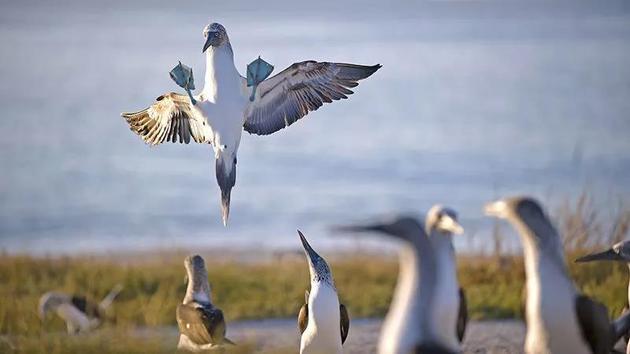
{"left": 176, "top": 255, "right": 233, "bottom": 352}
{"left": 336, "top": 216, "right": 456, "bottom": 354}
{"left": 38, "top": 284, "right": 123, "bottom": 334}
{"left": 484, "top": 196, "right": 613, "bottom": 354}
{"left": 121, "top": 22, "right": 381, "bottom": 226}
{"left": 425, "top": 205, "right": 467, "bottom": 352}
{"left": 576, "top": 240, "right": 630, "bottom": 352}
{"left": 297, "top": 230, "right": 349, "bottom": 354}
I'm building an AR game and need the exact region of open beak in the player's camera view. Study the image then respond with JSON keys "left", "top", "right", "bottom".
{"left": 202, "top": 31, "right": 220, "bottom": 52}
{"left": 439, "top": 215, "right": 464, "bottom": 235}
{"left": 575, "top": 248, "right": 625, "bottom": 263}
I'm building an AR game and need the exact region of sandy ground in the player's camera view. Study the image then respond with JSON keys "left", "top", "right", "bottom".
{"left": 225, "top": 318, "right": 526, "bottom": 353}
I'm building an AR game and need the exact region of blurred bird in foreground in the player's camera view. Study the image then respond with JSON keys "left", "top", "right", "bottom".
{"left": 336, "top": 211, "right": 463, "bottom": 354}
{"left": 176, "top": 255, "right": 233, "bottom": 352}
{"left": 121, "top": 22, "right": 381, "bottom": 226}
{"left": 485, "top": 196, "right": 613, "bottom": 354}
{"left": 38, "top": 284, "right": 123, "bottom": 334}
{"left": 425, "top": 205, "right": 468, "bottom": 352}
{"left": 577, "top": 240, "right": 630, "bottom": 353}
{"left": 297, "top": 230, "right": 349, "bottom": 354}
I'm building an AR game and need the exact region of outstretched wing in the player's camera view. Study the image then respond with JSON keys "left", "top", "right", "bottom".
{"left": 340, "top": 303, "right": 350, "bottom": 344}
{"left": 575, "top": 294, "right": 614, "bottom": 354}
{"left": 243, "top": 61, "right": 381, "bottom": 136}
{"left": 121, "top": 93, "right": 211, "bottom": 145}
{"left": 457, "top": 288, "right": 468, "bottom": 343}
{"left": 176, "top": 304, "right": 226, "bottom": 346}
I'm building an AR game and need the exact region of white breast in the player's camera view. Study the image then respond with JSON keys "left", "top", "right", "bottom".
{"left": 431, "top": 245, "right": 460, "bottom": 351}
{"left": 525, "top": 256, "right": 590, "bottom": 354}
{"left": 300, "top": 283, "right": 342, "bottom": 354}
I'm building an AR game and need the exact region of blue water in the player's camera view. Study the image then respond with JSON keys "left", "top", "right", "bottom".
{"left": 1, "top": 0, "right": 629, "bottom": 254}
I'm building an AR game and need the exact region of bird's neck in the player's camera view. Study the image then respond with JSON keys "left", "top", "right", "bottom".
{"left": 383, "top": 238, "right": 437, "bottom": 353}
{"left": 203, "top": 45, "right": 240, "bottom": 102}
{"left": 428, "top": 232, "right": 460, "bottom": 350}
{"left": 184, "top": 273, "right": 212, "bottom": 305}
{"left": 513, "top": 216, "right": 577, "bottom": 334}
{"left": 307, "top": 282, "right": 341, "bottom": 329}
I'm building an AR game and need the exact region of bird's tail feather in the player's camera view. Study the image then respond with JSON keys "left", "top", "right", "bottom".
{"left": 216, "top": 154, "right": 236, "bottom": 226}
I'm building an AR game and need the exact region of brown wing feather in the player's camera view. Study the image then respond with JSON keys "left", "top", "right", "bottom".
{"left": 340, "top": 303, "right": 350, "bottom": 344}
{"left": 575, "top": 294, "right": 614, "bottom": 354}
{"left": 176, "top": 303, "right": 227, "bottom": 346}
{"left": 298, "top": 303, "right": 308, "bottom": 334}
{"left": 121, "top": 93, "right": 209, "bottom": 145}
{"left": 244, "top": 61, "right": 381, "bottom": 136}
{"left": 457, "top": 288, "right": 468, "bottom": 343}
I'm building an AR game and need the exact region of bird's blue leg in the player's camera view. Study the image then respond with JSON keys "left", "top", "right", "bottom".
{"left": 186, "top": 87, "right": 197, "bottom": 105}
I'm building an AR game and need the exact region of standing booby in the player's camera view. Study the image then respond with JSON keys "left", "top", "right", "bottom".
{"left": 425, "top": 205, "right": 468, "bottom": 352}
{"left": 297, "top": 230, "right": 349, "bottom": 354}
{"left": 38, "top": 284, "right": 123, "bottom": 334}
{"left": 576, "top": 240, "right": 630, "bottom": 352}
{"left": 484, "top": 196, "right": 613, "bottom": 354}
{"left": 176, "top": 255, "right": 233, "bottom": 352}
{"left": 121, "top": 22, "right": 381, "bottom": 226}
{"left": 336, "top": 216, "right": 455, "bottom": 354}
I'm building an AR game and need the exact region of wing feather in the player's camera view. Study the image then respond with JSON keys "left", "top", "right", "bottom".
{"left": 243, "top": 61, "right": 381, "bottom": 136}
{"left": 575, "top": 294, "right": 614, "bottom": 354}
{"left": 121, "top": 93, "right": 209, "bottom": 145}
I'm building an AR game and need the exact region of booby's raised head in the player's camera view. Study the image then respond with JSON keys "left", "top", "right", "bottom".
{"left": 184, "top": 255, "right": 212, "bottom": 304}
{"left": 576, "top": 240, "right": 630, "bottom": 263}
{"left": 425, "top": 205, "right": 464, "bottom": 236}
{"left": 298, "top": 230, "right": 333, "bottom": 285}
{"left": 202, "top": 22, "right": 229, "bottom": 52}
{"left": 484, "top": 196, "right": 560, "bottom": 248}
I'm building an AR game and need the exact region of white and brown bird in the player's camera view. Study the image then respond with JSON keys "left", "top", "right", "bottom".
{"left": 297, "top": 230, "right": 349, "bottom": 354}
{"left": 121, "top": 22, "right": 381, "bottom": 226}
{"left": 38, "top": 284, "right": 122, "bottom": 334}
{"left": 176, "top": 255, "right": 233, "bottom": 352}
{"left": 485, "top": 196, "right": 613, "bottom": 354}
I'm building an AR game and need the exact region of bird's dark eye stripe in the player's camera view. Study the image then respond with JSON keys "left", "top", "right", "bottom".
{"left": 156, "top": 95, "right": 164, "bottom": 101}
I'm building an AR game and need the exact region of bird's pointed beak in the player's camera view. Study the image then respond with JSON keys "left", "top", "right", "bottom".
{"left": 484, "top": 200, "right": 508, "bottom": 218}
{"left": 575, "top": 248, "right": 625, "bottom": 263}
{"left": 332, "top": 222, "right": 402, "bottom": 239}
{"left": 438, "top": 214, "right": 464, "bottom": 235}
{"left": 203, "top": 31, "right": 220, "bottom": 53}
{"left": 298, "top": 230, "right": 321, "bottom": 266}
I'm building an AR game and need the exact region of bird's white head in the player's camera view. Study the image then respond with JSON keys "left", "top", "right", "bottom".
{"left": 425, "top": 205, "right": 464, "bottom": 236}
{"left": 202, "top": 22, "right": 230, "bottom": 53}
{"left": 38, "top": 292, "right": 68, "bottom": 320}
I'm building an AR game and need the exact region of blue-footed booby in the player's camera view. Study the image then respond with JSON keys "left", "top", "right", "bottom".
{"left": 121, "top": 22, "right": 381, "bottom": 226}
{"left": 576, "top": 240, "right": 630, "bottom": 352}
{"left": 176, "top": 255, "right": 234, "bottom": 351}
{"left": 38, "top": 284, "right": 123, "bottom": 334}
{"left": 484, "top": 196, "right": 613, "bottom": 354}
{"left": 297, "top": 230, "right": 349, "bottom": 354}
{"left": 336, "top": 216, "right": 456, "bottom": 354}
{"left": 425, "top": 205, "right": 467, "bottom": 352}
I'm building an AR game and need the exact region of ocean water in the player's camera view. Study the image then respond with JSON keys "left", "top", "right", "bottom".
{"left": 1, "top": 0, "right": 629, "bottom": 254}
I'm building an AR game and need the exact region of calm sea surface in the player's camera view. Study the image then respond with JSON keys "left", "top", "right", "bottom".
{"left": 1, "top": 1, "right": 629, "bottom": 254}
